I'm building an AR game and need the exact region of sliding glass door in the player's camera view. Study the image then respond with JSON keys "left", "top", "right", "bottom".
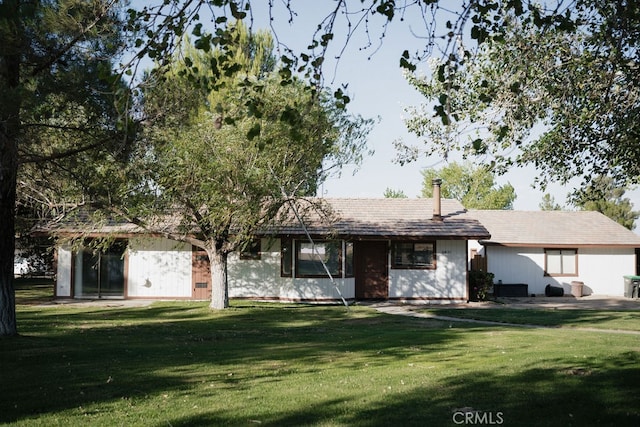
{"left": 74, "top": 243, "right": 125, "bottom": 298}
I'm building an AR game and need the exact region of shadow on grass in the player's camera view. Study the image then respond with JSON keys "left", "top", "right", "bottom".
{"left": 167, "top": 352, "right": 640, "bottom": 427}
{"left": 2, "top": 304, "right": 453, "bottom": 422}
{"left": 2, "top": 303, "right": 639, "bottom": 426}
{"left": 13, "top": 277, "right": 55, "bottom": 305}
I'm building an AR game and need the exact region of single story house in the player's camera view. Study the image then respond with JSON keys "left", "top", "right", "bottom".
{"left": 49, "top": 186, "right": 491, "bottom": 303}
{"left": 468, "top": 210, "right": 640, "bottom": 297}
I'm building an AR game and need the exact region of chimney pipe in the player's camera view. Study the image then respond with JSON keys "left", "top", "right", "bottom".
{"left": 432, "top": 178, "right": 442, "bottom": 221}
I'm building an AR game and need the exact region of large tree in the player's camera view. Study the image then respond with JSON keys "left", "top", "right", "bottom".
{"left": 397, "top": 1, "right": 640, "bottom": 190}
{"left": 421, "top": 162, "right": 515, "bottom": 210}
{"left": 0, "top": 0, "right": 131, "bottom": 336}
{"left": 131, "top": 22, "right": 373, "bottom": 309}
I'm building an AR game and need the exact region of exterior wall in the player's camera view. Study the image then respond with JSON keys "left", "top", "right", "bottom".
{"left": 389, "top": 240, "right": 467, "bottom": 301}
{"left": 55, "top": 236, "right": 471, "bottom": 301}
{"left": 486, "top": 245, "right": 636, "bottom": 296}
{"left": 578, "top": 248, "right": 636, "bottom": 296}
{"left": 127, "top": 237, "right": 192, "bottom": 298}
{"left": 55, "top": 246, "right": 73, "bottom": 298}
{"left": 228, "top": 238, "right": 355, "bottom": 301}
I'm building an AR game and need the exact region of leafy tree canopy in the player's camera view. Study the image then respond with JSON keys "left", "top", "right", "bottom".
{"left": 397, "top": 1, "right": 640, "bottom": 190}
{"left": 0, "top": 0, "right": 133, "bottom": 336}
{"left": 130, "top": 21, "right": 374, "bottom": 308}
{"left": 1, "top": 0, "right": 626, "bottom": 332}
{"left": 421, "top": 162, "right": 516, "bottom": 210}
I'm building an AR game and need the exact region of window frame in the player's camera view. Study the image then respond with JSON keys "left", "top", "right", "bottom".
{"left": 391, "top": 241, "right": 436, "bottom": 270}
{"left": 294, "top": 240, "right": 343, "bottom": 278}
{"left": 544, "top": 248, "right": 578, "bottom": 277}
{"left": 344, "top": 241, "right": 354, "bottom": 278}
{"left": 281, "top": 238, "right": 293, "bottom": 277}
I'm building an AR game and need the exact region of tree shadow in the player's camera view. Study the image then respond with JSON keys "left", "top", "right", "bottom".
{"left": 166, "top": 352, "right": 640, "bottom": 426}
{"left": 3, "top": 303, "right": 639, "bottom": 426}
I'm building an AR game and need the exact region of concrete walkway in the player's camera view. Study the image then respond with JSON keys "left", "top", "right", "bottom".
{"left": 370, "top": 296, "right": 640, "bottom": 335}
{"left": 475, "top": 294, "right": 640, "bottom": 310}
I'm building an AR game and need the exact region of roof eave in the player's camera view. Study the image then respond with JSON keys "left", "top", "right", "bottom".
{"left": 480, "top": 241, "right": 640, "bottom": 248}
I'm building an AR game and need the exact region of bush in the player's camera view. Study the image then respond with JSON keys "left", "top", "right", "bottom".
{"left": 469, "top": 270, "right": 495, "bottom": 301}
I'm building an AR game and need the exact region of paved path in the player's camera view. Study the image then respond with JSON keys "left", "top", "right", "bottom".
{"left": 371, "top": 299, "right": 640, "bottom": 335}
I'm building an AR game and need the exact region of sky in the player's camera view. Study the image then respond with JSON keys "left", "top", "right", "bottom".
{"left": 234, "top": 1, "right": 640, "bottom": 212}
{"left": 137, "top": 1, "right": 640, "bottom": 213}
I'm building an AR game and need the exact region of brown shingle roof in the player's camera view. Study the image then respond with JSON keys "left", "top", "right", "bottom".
{"left": 273, "top": 198, "right": 490, "bottom": 240}
{"left": 41, "top": 199, "right": 491, "bottom": 241}
{"left": 469, "top": 210, "right": 640, "bottom": 247}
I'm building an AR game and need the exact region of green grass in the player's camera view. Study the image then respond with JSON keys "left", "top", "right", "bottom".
{"left": 421, "top": 307, "right": 640, "bottom": 331}
{"left": 13, "top": 277, "right": 55, "bottom": 306}
{"left": 2, "top": 285, "right": 640, "bottom": 426}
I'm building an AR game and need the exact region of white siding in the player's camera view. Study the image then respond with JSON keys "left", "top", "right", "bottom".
{"left": 578, "top": 248, "right": 636, "bottom": 296}
{"left": 486, "top": 246, "right": 546, "bottom": 294}
{"left": 127, "top": 237, "right": 192, "bottom": 298}
{"left": 486, "top": 246, "right": 636, "bottom": 296}
{"left": 389, "top": 240, "right": 467, "bottom": 301}
{"left": 56, "top": 246, "right": 72, "bottom": 298}
{"left": 228, "top": 238, "right": 355, "bottom": 301}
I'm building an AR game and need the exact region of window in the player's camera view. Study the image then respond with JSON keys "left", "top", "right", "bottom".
{"left": 392, "top": 241, "right": 435, "bottom": 269}
{"left": 282, "top": 240, "right": 353, "bottom": 278}
{"left": 240, "top": 239, "right": 261, "bottom": 260}
{"left": 281, "top": 238, "right": 292, "bottom": 277}
{"left": 545, "top": 249, "right": 577, "bottom": 276}
{"left": 295, "top": 240, "right": 341, "bottom": 278}
{"left": 344, "top": 241, "right": 354, "bottom": 278}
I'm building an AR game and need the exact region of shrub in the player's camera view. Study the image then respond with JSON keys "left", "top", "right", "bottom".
{"left": 469, "top": 270, "right": 495, "bottom": 301}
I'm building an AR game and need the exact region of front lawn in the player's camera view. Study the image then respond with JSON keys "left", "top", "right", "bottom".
{"left": 1, "top": 298, "right": 639, "bottom": 426}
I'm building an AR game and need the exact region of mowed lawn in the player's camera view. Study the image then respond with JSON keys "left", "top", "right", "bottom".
{"left": 2, "top": 283, "right": 640, "bottom": 426}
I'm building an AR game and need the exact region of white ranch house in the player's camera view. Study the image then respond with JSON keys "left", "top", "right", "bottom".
{"left": 51, "top": 194, "right": 491, "bottom": 303}
{"left": 48, "top": 192, "right": 640, "bottom": 302}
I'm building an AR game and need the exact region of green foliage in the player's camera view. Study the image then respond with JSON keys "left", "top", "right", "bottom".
{"left": 1, "top": 0, "right": 134, "bottom": 335}
{"left": 384, "top": 188, "right": 408, "bottom": 198}
{"left": 421, "top": 162, "right": 515, "bottom": 209}
{"left": 539, "top": 193, "right": 563, "bottom": 211}
{"left": 469, "top": 270, "right": 494, "bottom": 301}
{"left": 398, "top": 2, "right": 640, "bottom": 190}
{"left": 3, "top": 0, "right": 630, "bottom": 328}
{"left": 138, "top": 22, "right": 373, "bottom": 307}
{"left": 570, "top": 176, "right": 639, "bottom": 230}
{"left": 123, "top": 1, "right": 576, "bottom": 113}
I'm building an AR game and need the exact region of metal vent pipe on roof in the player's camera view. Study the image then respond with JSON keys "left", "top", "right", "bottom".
{"left": 432, "top": 178, "right": 443, "bottom": 221}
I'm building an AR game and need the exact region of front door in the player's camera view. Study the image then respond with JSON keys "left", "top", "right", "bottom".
{"left": 355, "top": 241, "right": 389, "bottom": 300}
{"left": 192, "top": 248, "right": 212, "bottom": 300}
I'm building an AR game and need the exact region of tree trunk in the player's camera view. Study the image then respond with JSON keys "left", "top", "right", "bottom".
{"left": 0, "top": 0, "right": 21, "bottom": 336}
{"left": 207, "top": 246, "right": 229, "bottom": 309}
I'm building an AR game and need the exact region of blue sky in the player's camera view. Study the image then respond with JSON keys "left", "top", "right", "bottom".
{"left": 262, "top": 2, "right": 640, "bottom": 213}
{"left": 252, "top": 2, "right": 640, "bottom": 210}
{"left": 134, "top": 1, "right": 640, "bottom": 213}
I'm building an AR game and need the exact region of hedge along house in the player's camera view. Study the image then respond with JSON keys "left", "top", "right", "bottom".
{"left": 47, "top": 182, "right": 490, "bottom": 303}
{"left": 468, "top": 210, "right": 640, "bottom": 297}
